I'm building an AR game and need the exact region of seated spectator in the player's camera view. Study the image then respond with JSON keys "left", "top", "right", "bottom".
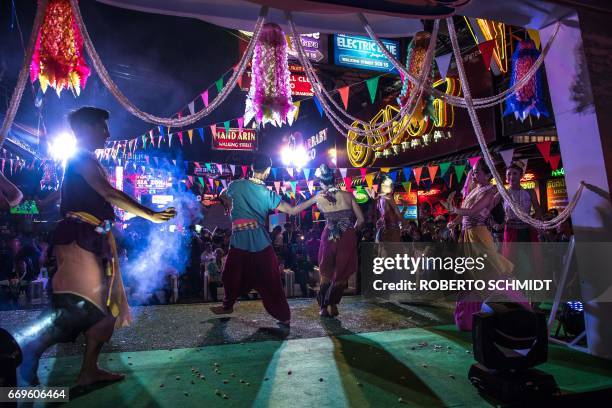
{"left": 206, "top": 248, "right": 225, "bottom": 302}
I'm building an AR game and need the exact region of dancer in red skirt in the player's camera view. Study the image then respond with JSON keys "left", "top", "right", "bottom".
{"left": 313, "top": 164, "right": 364, "bottom": 318}
{"left": 215, "top": 154, "right": 318, "bottom": 326}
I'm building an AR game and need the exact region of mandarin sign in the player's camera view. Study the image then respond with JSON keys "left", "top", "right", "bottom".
{"left": 212, "top": 128, "right": 257, "bottom": 151}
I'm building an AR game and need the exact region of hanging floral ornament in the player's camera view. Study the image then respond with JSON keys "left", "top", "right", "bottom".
{"left": 244, "top": 23, "right": 296, "bottom": 127}
{"left": 397, "top": 31, "right": 436, "bottom": 137}
{"left": 30, "top": 0, "right": 90, "bottom": 96}
{"left": 503, "top": 39, "right": 548, "bottom": 122}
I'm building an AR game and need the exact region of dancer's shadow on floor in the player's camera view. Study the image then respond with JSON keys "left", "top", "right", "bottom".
{"left": 320, "top": 317, "right": 446, "bottom": 407}
{"left": 198, "top": 316, "right": 289, "bottom": 348}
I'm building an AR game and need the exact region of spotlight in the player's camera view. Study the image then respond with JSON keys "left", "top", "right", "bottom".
{"left": 469, "top": 303, "right": 558, "bottom": 402}
{"left": 280, "top": 135, "right": 309, "bottom": 169}
{"left": 49, "top": 131, "right": 77, "bottom": 162}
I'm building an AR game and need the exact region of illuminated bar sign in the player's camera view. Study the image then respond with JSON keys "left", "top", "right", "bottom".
{"left": 333, "top": 34, "right": 399, "bottom": 72}
{"left": 546, "top": 178, "right": 569, "bottom": 210}
{"left": 241, "top": 70, "right": 313, "bottom": 96}
{"left": 212, "top": 128, "right": 258, "bottom": 151}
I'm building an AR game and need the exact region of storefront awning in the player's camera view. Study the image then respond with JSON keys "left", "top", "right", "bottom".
{"left": 96, "top": 0, "right": 574, "bottom": 37}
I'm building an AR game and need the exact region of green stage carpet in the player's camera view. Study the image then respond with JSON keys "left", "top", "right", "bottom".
{"left": 35, "top": 324, "right": 612, "bottom": 407}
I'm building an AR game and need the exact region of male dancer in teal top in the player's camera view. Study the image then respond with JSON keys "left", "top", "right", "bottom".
{"left": 215, "top": 154, "right": 318, "bottom": 326}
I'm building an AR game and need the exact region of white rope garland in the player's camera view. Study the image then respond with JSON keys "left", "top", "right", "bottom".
{"left": 360, "top": 13, "right": 561, "bottom": 109}
{"left": 287, "top": 12, "right": 438, "bottom": 147}
{"left": 0, "top": 0, "right": 48, "bottom": 148}
{"left": 69, "top": 0, "right": 268, "bottom": 127}
{"left": 289, "top": 12, "right": 438, "bottom": 138}
{"left": 446, "top": 17, "right": 584, "bottom": 229}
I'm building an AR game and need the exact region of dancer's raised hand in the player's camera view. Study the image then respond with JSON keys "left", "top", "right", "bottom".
{"left": 150, "top": 207, "right": 177, "bottom": 223}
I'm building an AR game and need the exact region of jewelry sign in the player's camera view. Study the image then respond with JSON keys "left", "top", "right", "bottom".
{"left": 212, "top": 128, "right": 258, "bottom": 151}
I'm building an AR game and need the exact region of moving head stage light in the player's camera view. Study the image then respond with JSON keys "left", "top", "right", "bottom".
{"left": 469, "top": 302, "right": 559, "bottom": 402}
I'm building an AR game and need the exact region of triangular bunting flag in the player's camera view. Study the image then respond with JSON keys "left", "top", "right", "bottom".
{"left": 360, "top": 168, "right": 367, "bottom": 181}
{"left": 388, "top": 171, "right": 397, "bottom": 183}
{"left": 198, "top": 128, "right": 204, "bottom": 143}
{"left": 223, "top": 120, "right": 230, "bottom": 135}
{"left": 413, "top": 167, "right": 424, "bottom": 185}
{"left": 210, "top": 124, "right": 217, "bottom": 138}
{"left": 238, "top": 117, "right": 244, "bottom": 132}
{"left": 536, "top": 141, "right": 552, "bottom": 163}
{"left": 549, "top": 154, "right": 561, "bottom": 170}
{"left": 478, "top": 39, "right": 496, "bottom": 71}
{"left": 307, "top": 180, "right": 314, "bottom": 194}
{"left": 229, "top": 164, "right": 236, "bottom": 176}
{"left": 216, "top": 163, "right": 223, "bottom": 174}
{"left": 208, "top": 178, "right": 215, "bottom": 190}
{"left": 168, "top": 133, "right": 173, "bottom": 147}
{"left": 499, "top": 149, "right": 515, "bottom": 168}
{"left": 158, "top": 125, "right": 165, "bottom": 136}
{"left": 372, "top": 184, "right": 379, "bottom": 193}
{"left": 293, "top": 101, "right": 301, "bottom": 122}
{"left": 221, "top": 179, "right": 228, "bottom": 189}
{"left": 242, "top": 165, "right": 248, "bottom": 177}
{"left": 187, "top": 129, "right": 193, "bottom": 144}
{"left": 271, "top": 167, "right": 277, "bottom": 178}
{"left": 303, "top": 168, "right": 311, "bottom": 180}
{"left": 287, "top": 168, "right": 294, "bottom": 178}
{"left": 439, "top": 162, "right": 451, "bottom": 177}
{"left": 343, "top": 177, "right": 353, "bottom": 192}
{"left": 436, "top": 53, "right": 452, "bottom": 79}
{"left": 188, "top": 101, "right": 195, "bottom": 115}
{"left": 178, "top": 132, "right": 184, "bottom": 145}
{"left": 380, "top": 167, "right": 391, "bottom": 174}
{"left": 215, "top": 77, "right": 224, "bottom": 93}
{"left": 339, "top": 168, "right": 347, "bottom": 178}
{"left": 338, "top": 86, "right": 349, "bottom": 110}
{"left": 313, "top": 96, "right": 323, "bottom": 117}
{"left": 198, "top": 177, "right": 205, "bottom": 186}
{"left": 201, "top": 91, "right": 209, "bottom": 107}
{"left": 402, "top": 181, "right": 412, "bottom": 194}
{"left": 274, "top": 181, "right": 281, "bottom": 194}
{"left": 289, "top": 181, "right": 297, "bottom": 192}
{"left": 365, "top": 173, "right": 374, "bottom": 188}
{"left": 454, "top": 164, "right": 466, "bottom": 183}
{"left": 428, "top": 165, "right": 439, "bottom": 181}
{"left": 468, "top": 156, "right": 481, "bottom": 169}
{"left": 366, "top": 77, "right": 379, "bottom": 104}
{"left": 402, "top": 166, "right": 412, "bottom": 181}
{"left": 526, "top": 29, "right": 541, "bottom": 50}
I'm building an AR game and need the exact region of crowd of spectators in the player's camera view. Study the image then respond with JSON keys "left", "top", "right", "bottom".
{"left": 0, "top": 202, "right": 573, "bottom": 310}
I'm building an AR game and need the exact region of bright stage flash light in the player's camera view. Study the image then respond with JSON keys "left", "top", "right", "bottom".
{"left": 280, "top": 144, "right": 309, "bottom": 169}
{"left": 49, "top": 132, "right": 77, "bottom": 162}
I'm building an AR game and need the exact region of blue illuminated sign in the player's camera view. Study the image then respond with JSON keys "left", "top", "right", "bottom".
{"left": 334, "top": 34, "right": 400, "bottom": 72}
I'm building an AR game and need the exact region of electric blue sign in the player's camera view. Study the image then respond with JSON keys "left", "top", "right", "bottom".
{"left": 333, "top": 34, "right": 400, "bottom": 72}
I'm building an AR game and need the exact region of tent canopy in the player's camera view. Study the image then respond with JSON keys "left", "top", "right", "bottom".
{"left": 96, "top": 0, "right": 574, "bottom": 36}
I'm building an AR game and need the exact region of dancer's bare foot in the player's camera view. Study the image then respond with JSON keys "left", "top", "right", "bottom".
{"left": 76, "top": 367, "right": 125, "bottom": 386}
{"left": 210, "top": 305, "right": 233, "bottom": 315}
{"left": 319, "top": 307, "right": 331, "bottom": 317}
{"left": 329, "top": 305, "right": 339, "bottom": 317}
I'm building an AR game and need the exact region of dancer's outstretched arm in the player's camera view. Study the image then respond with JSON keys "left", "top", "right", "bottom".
{"left": 75, "top": 155, "right": 175, "bottom": 223}
{"left": 277, "top": 193, "right": 320, "bottom": 216}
